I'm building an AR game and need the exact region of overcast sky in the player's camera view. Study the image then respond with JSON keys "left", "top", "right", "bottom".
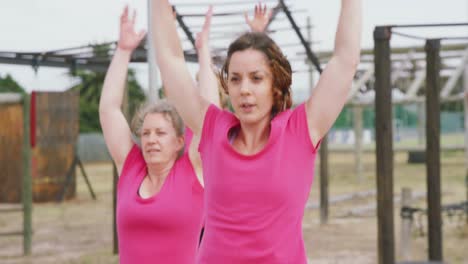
{"left": 1, "top": 0, "right": 467, "bottom": 96}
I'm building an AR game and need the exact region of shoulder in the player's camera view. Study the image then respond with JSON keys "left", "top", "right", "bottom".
{"left": 120, "top": 144, "right": 146, "bottom": 175}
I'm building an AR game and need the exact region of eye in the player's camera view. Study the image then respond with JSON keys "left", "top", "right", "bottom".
{"left": 229, "top": 76, "right": 240, "bottom": 83}
{"left": 142, "top": 131, "right": 150, "bottom": 136}
{"left": 157, "top": 131, "right": 167, "bottom": 136}
{"left": 253, "top": 76, "right": 263, "bottom": 81}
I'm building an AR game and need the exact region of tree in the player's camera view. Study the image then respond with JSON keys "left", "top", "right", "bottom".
{"left": 0, "top": 74, "right": 26, "bottom": 94}
{"left": 71, "top": 44, "right": 146, "bottom": 133}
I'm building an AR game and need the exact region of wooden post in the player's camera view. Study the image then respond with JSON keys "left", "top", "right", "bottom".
{"left": 374, "top": 26, "right": 395, "bottom": 264}
{"left": 354, "top": 106, "right": 364, "bottom": 183}
{"left": 112, "top": 163, "right": 118, "bottom": 254}
{"left": 320, "top": 136, "right": 329, "bottom": 225}
{"left": 464, "top": 63, "right": 468, "bottom": 225}
{"left": 399, "top": 188, "right": 413, "bottom": 261}
{"left": 304, "top": 15, "right": 329, "bottom": 225}
{"left": 417, "top": 102, "right": 426, "bottom": 146}
{"left": 22, "top": 93, "right": 32, "bottom": 255}
{"left": 425, "top": 38, "right": 443, "bottom": 262}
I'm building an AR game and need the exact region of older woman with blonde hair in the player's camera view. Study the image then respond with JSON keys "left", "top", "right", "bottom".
{"left": 98, "top": 6, "right": 220, "bottom": 264}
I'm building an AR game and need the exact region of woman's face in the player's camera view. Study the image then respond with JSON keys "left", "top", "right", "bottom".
{"left": 227, "top": 48, "right": 274, "bottom": 125}
{"left": 140, "top": 113, "right": 183, "bottom": 166}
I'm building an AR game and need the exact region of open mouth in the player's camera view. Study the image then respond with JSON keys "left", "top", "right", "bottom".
{"left": 240, "top": 103, "right": 255, "bottom": 112}
{"left": 146, "top": 149, "right": 161, "bottom": 154}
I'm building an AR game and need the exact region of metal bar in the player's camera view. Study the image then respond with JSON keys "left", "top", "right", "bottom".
{"left": 390, "top": 22, "right": 468, "bottom": 29}
{"left": 189, "top": 17, "right": 288, "bottom": 29}
{"left": 392, "top": 31, "right": 427, "bottom": 41}
{"left": 442, "top": 36, "right": 468, "bottom": 41}
{"left": 354, "top": 106, "right": 364, "bottom": 183}
{"left": 425, "top": 38, "right": 443, "bottom": 262}
{"left": 148, "top": 0, "right": 159, "bottom": 102}
{"left": 180, "top": 8, "right": 304, "bottom": 18}
{"left": 0, "top": 232, "right": 24, "bottom": 237}
{"left": 441, "top": 48, "right": 468, "bottom": 97}
{"left": 374, "top": 26, "right": 395, "bottom": 264}
{"left": 57, "top": 156, "right": 78, "bottom": 202}
{"left": 174, "top": 8, "right": 197, "bottom": 49}
{"left": 405, "top": 71, "right": 426, "bottom": 97}
{"left": 77, "top": 155, "right": 97, "bottom": 200}
{"left": 348, "top": 92, "right": 466, "bottom": 106}
{"left": 279, "top": 0, "right": 322, "bottom": 73}
{"left": 265, "top": 1, "right": 287, "bottom": 31}
{"left": 172, "top": 0, "right": 279, "bottom": 7}
{"left": 348, "top": 66, "right": 374, "bottom": 99}
{"left": 301, "top": 43, "right": 468, "bottom": 59}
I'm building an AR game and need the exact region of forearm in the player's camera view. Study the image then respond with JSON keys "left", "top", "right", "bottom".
{"left": 151, "top": 0, "right": 208, "bottom": 134}
{"left": 198, "top": 47, "right": 221, "bottom": 107}
{"left": 151, "top": 0, "right": 185, "bottom": 62}
{"left": 99, "top": 48, "right": 131, "bottom": 113}
{"left": 333, "top": 0, "right": 362, "bottom": 65}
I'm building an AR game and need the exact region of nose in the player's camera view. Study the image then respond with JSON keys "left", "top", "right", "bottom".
{"left": 148, "top": 132, "right": 158, "bottom": 144}
{"left": 239, "top": 79, "right": 251, "bottom": 96}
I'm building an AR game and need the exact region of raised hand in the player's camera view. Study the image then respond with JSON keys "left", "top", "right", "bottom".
{"left": 244, "top": 3, "right": 273, "bottom": 33}
{"left": 195, "top": 6, "right": 213, "bottom": 52}
{"left": 118, "top": 5, "right": 146, "bottom": 51}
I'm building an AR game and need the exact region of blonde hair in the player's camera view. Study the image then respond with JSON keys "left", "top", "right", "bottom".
{"left": 131, "top": 100, "right": 185, "bottom": 156}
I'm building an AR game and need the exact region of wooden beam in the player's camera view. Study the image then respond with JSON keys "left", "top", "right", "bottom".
{"left": 22, "top": 94, "right": 32, "bottom": 256}
{"left": 425, "top": 38, "right": 443, "bottom": 262}
{"left": 374, "top": 26, "right": 395, "bottom": 264}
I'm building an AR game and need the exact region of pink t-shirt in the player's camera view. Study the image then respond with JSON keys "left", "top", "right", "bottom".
{"left": 117, "top": 144, "right": 204, "bottom": 264}
{"left": 197, "top": 103, "right": 319, "bottom": 264}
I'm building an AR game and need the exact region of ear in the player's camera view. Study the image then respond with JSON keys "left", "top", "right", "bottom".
{"left": 176, "top": 136, "right": 185, "bottom": 152}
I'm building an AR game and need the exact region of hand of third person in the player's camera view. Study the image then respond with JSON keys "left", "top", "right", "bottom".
{"left": 117, "top": 5, "right": 146, "bottom": 52}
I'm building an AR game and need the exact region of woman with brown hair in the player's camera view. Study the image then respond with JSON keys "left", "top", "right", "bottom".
{"left": 152, "top": 1, "right": 361, "bottom": 263}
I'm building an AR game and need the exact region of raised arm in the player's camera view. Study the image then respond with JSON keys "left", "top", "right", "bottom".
{"left": 244, "top": 3, "right": 272, "bottom": 33}
{"left": 195, "top": 6, "right": 221, "bottom": 108}
{"left": 306, "top": 0, "right": 362, "bottom": 146}
{"left": 99, "top": 6, "right": 146, "bottom": 173}
{"left": 188, "top": 7, "right": 220, "bottom": 187}
{"left": 151, "top": 0, "right": 211, "bottom": 135}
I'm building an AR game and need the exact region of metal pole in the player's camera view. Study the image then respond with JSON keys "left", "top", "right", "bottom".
{"left": 374, "top": 26, "right": 395, "bottom": 264}
{"left": 112, "top": 163, "right": 118, "bottom": 254}
{"left": 425, "top": 38, "right": 443, "bottom": 262}
{"left": 319, "top": 136, "right": 329, "bottom": 225}
{"left": 147, "top": 0, "right": 160, "bottom": 102}
{"left": 279, "top": 0, "right": 322, "bottom": 73}
{"left": 307, "top": 16, "right": 314, "bottom": 89}
{"left": 464, "top": 62, "right": 468, "bottom": 224}
{"left": 354, "top": 105, "right": 364, "bottom": 183}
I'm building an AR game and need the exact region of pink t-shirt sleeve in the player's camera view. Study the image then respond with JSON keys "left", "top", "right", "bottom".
{"left": 288, "top": 103, "right": 321, "bottom": 153}
{"left": 117, "top": 144, "right": 145, "bottom": 190}
{"left": 198, "top": 104, "right": 222, "bottom": 153}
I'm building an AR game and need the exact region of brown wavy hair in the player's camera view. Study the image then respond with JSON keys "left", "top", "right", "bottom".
{"left": 219, "top": 32, "right": 292, "bottom": 117}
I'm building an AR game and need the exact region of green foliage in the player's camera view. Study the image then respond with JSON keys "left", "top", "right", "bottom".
{"left": 71, "top": 44, "right": 146, "bottom": 133}
{"left": 0, "top": 74, "right": 26, "bottom": 94}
